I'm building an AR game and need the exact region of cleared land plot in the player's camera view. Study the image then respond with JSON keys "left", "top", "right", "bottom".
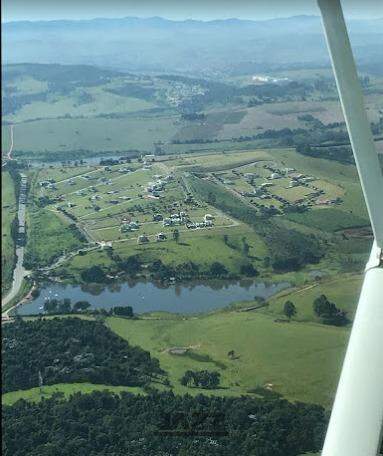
{"left": 1, "top": 172, "right": 16, "bottom": 296}
{"left": 172, "top": 110, "right": 247, "bottom": 142}
{"left": 218, "top": 98, "right": 380, "bottom": 140}
{"left": 175, "top": 149, "right": 272, "bottom": 172}
{"left": 25, "top": 207, "right": 86, "bottom": 267}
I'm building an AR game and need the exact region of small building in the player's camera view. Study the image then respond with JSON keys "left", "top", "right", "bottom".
{"left": 270, "top": 172, "right": 281, "bottom": 179}
{"left": 163, "top": 218, "right": 173, "bottom": 227}
{"left": 301, "top": 176, "right": 315, "bottom": 183}
{"left": 120, "top": 221, "right": 140, "bottom": 232}
{"left": 153, "top": 214, "right": 163, "bottom": 221}
{"left": 290, "top": 173, "right": 304, "bottom": 180}
{"left": 156, "top": 232, "right": 167, "bottom": 242}
{"left": 138, "top": 234, "right": 149, "bottom": 244}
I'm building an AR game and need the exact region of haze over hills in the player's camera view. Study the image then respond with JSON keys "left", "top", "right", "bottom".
{"left": 3, "top": 15, "right": 383, "bottom": 76}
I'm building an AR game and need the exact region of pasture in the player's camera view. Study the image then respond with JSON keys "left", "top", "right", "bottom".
{"left": 265, "top": 273, "right": 363, "bottom": 322}
{"left": 107, "top": 310, "right": 349, "bottom": 407}
{"left": 11, "top": 116, "right": 178, "bottom": 158}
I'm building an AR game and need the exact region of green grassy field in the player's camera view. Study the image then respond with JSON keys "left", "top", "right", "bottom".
{"left": 2, "top": 383, "right": 144, "bottom": 406}
{"left": 264, "top": 274, "right": 363, "bottom": 322}
{"left": 1, "top": 172, "right": 16, "bottom": 296}
{"left": 6, "top": 88, "right": 158, "bottom": 124}
{"left": 58, "top": 224, "right": 268, "bottom": 280}
{"left": 11, "top": 116, "right": 178, "bottom": 159}
{"left": 2, "top": 307, "right": 349, "bottom": 408}
{"left": 106, "top": 311, "right": 348, "bottom": 407}
{"left": 24, "top": 207, "right": 86, "bottom": 267}
{"left": 285, "top": 208, "right": 368, "bottom": 232}
{"left": 3, "top": 268, "right": 362, "bottom": 409}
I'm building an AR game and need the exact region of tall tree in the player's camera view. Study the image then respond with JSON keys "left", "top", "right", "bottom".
{"left": 173, "top": 229, "right": 180, "bottom": 243}
{"left": 283, "top": 301, "right": 297, "bottom": 320}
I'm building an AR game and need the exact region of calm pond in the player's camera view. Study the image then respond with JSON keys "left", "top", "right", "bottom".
{"left": 17, "top": 279, "right": 290, "bottom": 315}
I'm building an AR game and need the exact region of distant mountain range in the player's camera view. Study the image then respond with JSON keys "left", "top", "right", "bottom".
{"left": 3, "top": 15, "right": 383, "bottom": 76}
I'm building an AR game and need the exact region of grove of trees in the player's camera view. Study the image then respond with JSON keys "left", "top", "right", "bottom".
{"left": 2, "top": 318, "right": 164, "bottom": 393}
{"left": 3, "top": 390, "right": 328, "bottom": 456}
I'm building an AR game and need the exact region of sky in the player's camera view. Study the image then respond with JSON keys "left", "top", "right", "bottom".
{"left": 2, "top": 0, "right": 382, "bottom": 22}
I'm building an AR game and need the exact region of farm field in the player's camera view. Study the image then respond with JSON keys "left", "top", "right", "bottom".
{"left": 9, "top": 116, "right": 179, "bottom": 158}
{"left": 4, "top": 63, "right": 382, "bottom": 162}
{"left": 1, "top": 172, "right": 16, "bottom": 296}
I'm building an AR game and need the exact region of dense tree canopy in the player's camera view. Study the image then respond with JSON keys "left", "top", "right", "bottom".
{"left": 2, "top": 318, "right": 164, "bottom": 393}
{"left": 2, "top": 390, "right": 327, "bottom": 456}
{"left": 313, "top": 294, "right": 349, "bottom": 326}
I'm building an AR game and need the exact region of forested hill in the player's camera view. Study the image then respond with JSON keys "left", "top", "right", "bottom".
{"left": 2, "top": 318, "right": 165, "bottom": 393}
{"left": 3, "top": 16, "right": 383, "bottom": 75}
{"left": 3, "top": 390, "right": 327, "bottom": 456}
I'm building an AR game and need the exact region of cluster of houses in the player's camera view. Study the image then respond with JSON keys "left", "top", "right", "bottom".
{"left": 146, "top": 174, "right": 174, "bottom": 198}
{"left": 120, "top": 221, "right": 140, "bottom": 232}
{"left": 120, "top": 211, "right": 215, "bottom": 244}
{"left": 231, "top": 163, "right": 342, "bottom": 212}
{"left": 137, "top": 232, "right": 167, "bottom": 244}
{"left": 17, "top": 174, "right": 28, "bottom": 245}
{"left": 39, "top": 178, "right": 57, "bottom": 190}
{"left": 164, "top": 81, "right": 206, "bottom": 107}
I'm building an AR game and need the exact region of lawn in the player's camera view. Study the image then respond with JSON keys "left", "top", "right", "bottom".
{"left": 1, "top": 171, "right": 16, "bottom": 296}
{"left": 106, "top": 311, "right": 349, "bottom": 407}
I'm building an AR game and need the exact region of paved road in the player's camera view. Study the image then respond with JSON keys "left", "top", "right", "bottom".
{"left": 2, "top": 173, "right": 28, "bottom": 310}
